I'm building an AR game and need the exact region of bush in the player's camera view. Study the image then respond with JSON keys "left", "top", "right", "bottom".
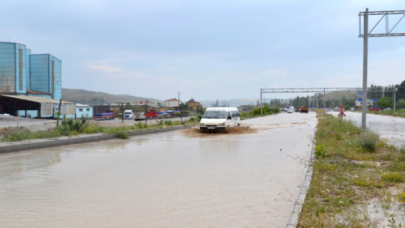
{"left": 357, "top": 130, "right": 379, "bottom": 152}
{"left": 136, "top": 121, "right": 144, "bottom": 129}
{"left": 381, "top": 172, "right": 404, "bottom": 183}
{"left": 314, "top": 144, "right": 327, "bottom": 157}
{"left": 116, "top": 131, "right": 129, "bottom": 139}
{"left": 164, "top": 120, "right": 173, "bottom": 126}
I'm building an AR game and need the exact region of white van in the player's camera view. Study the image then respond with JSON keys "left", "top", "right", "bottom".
{"left": 199, "top": 107, "right": 240, "bottom": 131}
{"left": 124, "top": 110, "right": 134, "bottom": 119}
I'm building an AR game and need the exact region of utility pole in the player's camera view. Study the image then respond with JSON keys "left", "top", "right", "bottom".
{"left": 323, "top": 88, "right": 326, "bottom": 115}
{"left": 361, "top": 8, "right": 369, "bottom": 131}
{"left": 115, "top": 102, "right": 124, "bottom": 122}
{"left": 260, "top": 89, "right": 263, "bottom": 116}
{"left": 178, "top": 92, "right": 182, "bottom": 122}
{"left": 145, "top": 100, "right": 148, "bottom": 125}
{"left": 394, "top": 85, "right": 397, "bottom": 115}
{"left": 57, "top": 99, "right": 62, "bottom": 126}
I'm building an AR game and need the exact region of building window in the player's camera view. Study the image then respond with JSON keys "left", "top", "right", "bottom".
{"left": 86, "top": 108, "right": 90, "bottom": 111}
{"left": 79, "top": 108, "right": 83, "bottom": 112}
{"left": 19, "top": 49, "right": 23, "bottom": 90}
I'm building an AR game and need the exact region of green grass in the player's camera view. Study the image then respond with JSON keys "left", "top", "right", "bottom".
{"left": 1, "top": 117, "right": 198, "bottom": 142}
{"left": 240, "top": 107, "right": 280, "bottom": 120}
{"left": 298, "top": 112, "right": 405, "bottom": 227}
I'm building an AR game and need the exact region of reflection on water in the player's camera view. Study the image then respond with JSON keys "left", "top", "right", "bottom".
{"left": 0, "top": 113, "right": 317, "bottom": 228}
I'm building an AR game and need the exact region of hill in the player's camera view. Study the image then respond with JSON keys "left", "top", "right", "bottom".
{"left": 62, "top": 89, "right": 162, "bottom": 104}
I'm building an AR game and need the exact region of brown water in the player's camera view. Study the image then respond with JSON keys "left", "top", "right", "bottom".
{"left": 0, "top": 113, "right": 317, "bottom": 227}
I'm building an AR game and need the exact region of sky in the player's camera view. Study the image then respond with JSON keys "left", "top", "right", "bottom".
{"left": 1, "top": 0, "right": 404, "bottom": 101}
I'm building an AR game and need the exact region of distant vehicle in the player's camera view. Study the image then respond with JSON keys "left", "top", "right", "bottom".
{"left": 295, "top": 106, "right": 301, "bottom": 112}
{"left": 124, "top": 110, "right": 134, "bottom": 119}
{"left": 199, "top": 107, "right": 240, "bottom": 131}
{"left": 157, "top": 111, "right": 168, "bottom": 119}
{"left": 351, "top": 108, "right": 355, "bottom": 111}
{"left": 333, "top": 107, "right": 339, "bottom": 111}
{"left": 145, "top": 110, "right": 158, "bottom": 119}
{"left": 287, "top": 108, "right": 294, "bottom": 113}
{"left": 301, "top": 106, "right": 309, "bottom": 113}
{"left": 134, "top": 112, "right": 145, "bottom": 120}
{"left": 94, "top": 110, "right": 115, "bottom": 120}
{"left": 384, "top": 108, "right": 392, "bottom": 111}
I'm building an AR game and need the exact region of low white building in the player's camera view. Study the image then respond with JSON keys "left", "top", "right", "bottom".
{"left": 164, "top": 98, "right": 181, "bottom": 107}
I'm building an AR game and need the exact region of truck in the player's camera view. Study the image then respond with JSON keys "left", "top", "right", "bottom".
{"left": 145, "top": 110, "right": 158, "bottom": 119}
{"left": 94, "top": 110, "right": 115, "bottom": 120}
{"left": 124, "top": 110, "right": 134, "bottom": 119}
{"left": 300, "top": 106, "right": 309, "bottom": 113}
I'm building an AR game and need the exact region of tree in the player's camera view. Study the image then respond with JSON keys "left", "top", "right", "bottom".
{"left": 397, "top": 99, "right": 405, "bottom": 109}
{"left": 179, "top": 102, "right": 188, "bottom": 110}
{"left": 377, "top": 96, "right": 392, "bottom": 108}
{"left": 398, "top": 80, "right": 405, "bottom": 100}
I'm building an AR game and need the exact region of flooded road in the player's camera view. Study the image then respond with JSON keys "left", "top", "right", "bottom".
{"left": 342, "top": 112, "right": 405, "bottom": 147}
{"left": 0, "top": 112, "right": 317, "bottom": 228}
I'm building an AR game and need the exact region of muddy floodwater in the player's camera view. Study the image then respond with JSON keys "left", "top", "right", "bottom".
{"left": 0, "top": 113, "right": 317, "bottom": 227}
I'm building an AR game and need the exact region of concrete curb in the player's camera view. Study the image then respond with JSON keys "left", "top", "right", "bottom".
{"left": 286, "top": 139, "right": 316, "bottom": 228}
{"left": 0, "top": 125, "right": 194, "bottom": 154}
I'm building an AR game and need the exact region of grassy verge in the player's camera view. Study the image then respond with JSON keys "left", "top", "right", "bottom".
{"left": 240, "top": 107, "right": 280, "bottom": 120}
{"left": 366, "top": 109, "right": 405, "bottom": 118}
{"left": 1, "top": 117, "right": 198, "bottom": 142}
{"left": 298, "top": 112, "right": 405, "bottom": 227}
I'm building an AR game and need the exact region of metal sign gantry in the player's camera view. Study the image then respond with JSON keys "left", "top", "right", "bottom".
{"left": 260, "top": 86, "right": 398, "bottom": 128}
{"left": 359, "top": 9, "right": 405, "bottom": 131}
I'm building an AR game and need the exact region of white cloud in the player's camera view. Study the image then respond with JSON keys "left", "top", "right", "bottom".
{"left": 90, "top": 64, "right": 126, "bottom": 73}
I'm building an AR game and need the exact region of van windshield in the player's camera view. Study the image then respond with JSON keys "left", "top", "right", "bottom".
{"left": 124, "top": 112, "right": 132, "bottom": 114}
{"left": 202, "top": 111, "right": 227, "bottom": 119}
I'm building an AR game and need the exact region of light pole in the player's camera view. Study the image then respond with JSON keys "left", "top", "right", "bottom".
{"left": 178, "top": 91, "right": 182, "bottom": 122}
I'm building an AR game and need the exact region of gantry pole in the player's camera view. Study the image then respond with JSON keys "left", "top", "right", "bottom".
{"left": 361, "top": 8, "right": 369, "bottom": 131}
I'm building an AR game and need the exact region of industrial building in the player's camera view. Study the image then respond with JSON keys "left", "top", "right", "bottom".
{"left": 0, "top": 42, "right": 73, "bottom": 118}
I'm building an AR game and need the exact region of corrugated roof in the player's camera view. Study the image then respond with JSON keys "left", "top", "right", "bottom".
{"left": 0, "top": 95, "right": 72, "bottom": 104}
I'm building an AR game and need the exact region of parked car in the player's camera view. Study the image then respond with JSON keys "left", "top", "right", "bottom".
{"left": 134, "top": 112, "right": 145, "bottom": 120}
{"left": 383, "top": 108, "right": 392, "bottom": 111}
{"left": 287, "top": 108, "right": 294, "bottom": 113}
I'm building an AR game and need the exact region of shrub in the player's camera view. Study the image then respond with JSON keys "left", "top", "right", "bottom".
{"left": 314, "top": 144, "right": 327, "bottom": 157}
{"left": 116, "top": 131, "right": 129, "bottom": 139}
{"left": 381, "top": 172, "right": 404, "bottom": 183}
{"left": 164, "top": 120, "right": 173, "bottom": 126}
{"left": 136, "top": 121, "right": 144, "bottom": 129}
{"left": 189, "top": 117, "right": 195, "bottom": 122}
{"left": 357, "top": 130, "right": 379, "bottom": 152}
